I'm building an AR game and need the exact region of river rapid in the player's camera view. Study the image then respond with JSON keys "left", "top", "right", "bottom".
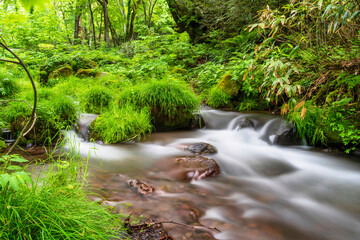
{"left": 66, "top": 110, "right": 360, "bottom": 240}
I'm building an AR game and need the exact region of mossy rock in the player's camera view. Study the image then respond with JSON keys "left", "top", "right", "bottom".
{"left": 48, "top": 64, "right": 73, "bottom": 80}
{"left": 39, "top": 56, "right": 98, "bottom": 85}
{"left": 171, "top": 67, "right": 187, "bottom": 74}
{"left": 216, "top": 73, "right": 241, "bottom": 97}
{"left": 75, "top": 69, "right": 100, "bottom": 78}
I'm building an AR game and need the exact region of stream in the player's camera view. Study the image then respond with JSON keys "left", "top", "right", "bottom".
{"left": 66, "top": 110, "right": 360, "bottom": 240}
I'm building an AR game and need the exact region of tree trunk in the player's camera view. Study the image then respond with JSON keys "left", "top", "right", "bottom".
{"left": 88, "top": 0, "right": 97, "bottom": 48}
{"left": 74, "top": 0, "right": 83, "bottom": 44}
{"left": 126, "top": 0, "right": 142, "bottom": 41}
{"left": 97, "top": 0, "right": 110, "bottom": 47}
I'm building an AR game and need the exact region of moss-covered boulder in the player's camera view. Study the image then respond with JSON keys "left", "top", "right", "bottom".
{"left": 75, "top": 69, "right": 100, "bottom": 78}
{"left": 216, "top": 73, "right": 241, "bottom": 97}
{"left": 206, "top": 74, "right": 241, "bottom": 108}
{"left": 39, "top": 56, "right": 98, "bottom": 85}
{"left": 48, "top": 64, "right": 73, "bottom": 80}
{"left": 171, "top": 67, "right": 187, "bottom": 75}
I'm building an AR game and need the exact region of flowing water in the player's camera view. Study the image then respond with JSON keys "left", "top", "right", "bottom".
{"left": 66, "top": 110, "right": 360, "bottom": 240}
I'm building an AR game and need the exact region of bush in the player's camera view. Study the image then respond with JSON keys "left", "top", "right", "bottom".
{"left": 82, "top": 86, "right": 113, "bottom": 114}
{"left": 117, "top": 79, "right": 199, "bottom": 129}
{"left": 90, "top": 105, "right": 152, "bottom": 143}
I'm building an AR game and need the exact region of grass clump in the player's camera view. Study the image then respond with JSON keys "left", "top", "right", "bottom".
{"left": 90, "top": 105, "right": 152, "bottom": 143}
{"left": 206, "top": 87, "right": 232, "bottom": 108}
{"left": 118, "top": 79, "right": 199, "bottom": 129}
{"left": 82, "top": 86, "right": 113, "bottom": 114}
{"left": 0, "top": 149, "right": 128, "bottom": 239}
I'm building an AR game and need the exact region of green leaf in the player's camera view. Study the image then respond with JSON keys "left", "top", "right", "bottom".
{"left": 9, "top": 175, "right": 20, "bottom": 191}
{"left": 6, "top": 166, "right": 23, "bottom": 171}
{"left": 0, "top": 173, "right": 11, "bottom": 188}
{"left": 9, "top": 156, "right": 29, "bottom": 163}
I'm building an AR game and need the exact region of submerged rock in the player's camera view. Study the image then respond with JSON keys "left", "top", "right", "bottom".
{"left": 237, "top": 119, "right": 254, "bottom": 129}
{"left": 174, "top": 156, "right": 220, "bottom": 181}
{"left": 127, "top": 179, "right": 156, "bottom": 196}
{"left": 183, "top": 142, "right": 217, "bottom": 155}
{"left": 273, "top": 121, "right": 301, "bottom": 145}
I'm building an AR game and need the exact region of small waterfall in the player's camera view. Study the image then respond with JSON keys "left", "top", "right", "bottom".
{"left": 76, "top": 113, "right": 98, "bottom": 141}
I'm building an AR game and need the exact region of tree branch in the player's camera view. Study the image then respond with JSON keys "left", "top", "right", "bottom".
{"left": 0, "top": 39, "right": 37, "bottom": 155}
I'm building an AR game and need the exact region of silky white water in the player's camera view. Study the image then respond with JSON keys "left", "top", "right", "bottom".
{"left": 66, "top": 110, "right": 360, "bottom": 240}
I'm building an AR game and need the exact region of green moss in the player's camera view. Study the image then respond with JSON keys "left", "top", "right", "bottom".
{"left": 171, "top": 67, "right": 187, "bottom": 74}
{"left": 39, "top": 56, "right": 99, "bottom": 85}
{"left": 48, "top": 64, "right": 73, "bottom": 80}
{"left": 75, "top": 69, "right": 99, "bottom": 78}
{"left": 216, "top": 73, "right": 240, "bottom": 97}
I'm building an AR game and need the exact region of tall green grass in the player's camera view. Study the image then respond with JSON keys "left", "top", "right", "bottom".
{"left": 82, "top": 86, "right": 113, "bottom": 114}
{"left": 91, "top": 105, "right": 152, "bottom": 143}
{"left": 0, "top": 141, "right": 129, "bottom": 239}
{"left": 117, "top": 79, "right": 199, "bottom": 129}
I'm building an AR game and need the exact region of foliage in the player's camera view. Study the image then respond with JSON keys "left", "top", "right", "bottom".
{"left": 91, "top": 105, "right": 152, "bottom": 143}
{"left": 0, "top": 68, "right": 18, "bottom": 98}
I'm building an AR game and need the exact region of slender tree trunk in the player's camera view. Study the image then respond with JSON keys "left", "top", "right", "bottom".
{"left": 74, "top": 0, "right": 83, "bottom": 44}
{"left": 97, "top": 0, "right": 110, "bottom": 47}
{"left": 88, "top": 0, "right": 97, "bottom": 48}
{"left": 98, "top": 12, "right": 103, "bottom": 42}
{"left": 126, "top": 0, "right": 142, "bottom": 41}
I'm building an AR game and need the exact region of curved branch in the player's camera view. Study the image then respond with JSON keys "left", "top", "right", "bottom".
{"left": 0, "top": 39, "right": 37, "bottom": 155}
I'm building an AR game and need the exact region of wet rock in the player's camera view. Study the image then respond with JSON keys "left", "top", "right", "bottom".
{"left": 237, "top": 119, "right": 254, "bottom": 129}
{"left": 128, "top": 179, "right": 156, "bottom": 196}
{"left": 273, "top": 121, "right": 301, "bottom": 145}
{"left": 174, "top": 156, "right": 220, "bottom": 181}
{"left": 189, "top": 114, "right": 206, "bottom": 129}
{"left": 185, "top": 142, "right": 217, "bottom": 155}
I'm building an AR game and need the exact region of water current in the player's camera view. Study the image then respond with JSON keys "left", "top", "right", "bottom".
{"left": 67, "top": 110, "right": 360, "bottom": 240}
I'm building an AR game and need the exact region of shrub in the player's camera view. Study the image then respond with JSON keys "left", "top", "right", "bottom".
{"left": 82, "top": 86, "right": 113, "bottom": 114}
{"left": 90, "top": 105, "right": 152, "bottom": 143}
{"left": 117, "top": 79, "right": 199, "bottom": 129}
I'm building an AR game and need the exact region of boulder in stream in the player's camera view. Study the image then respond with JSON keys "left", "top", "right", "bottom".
{"left": 183, "top": 142, "right": 217, "bottom": 155}
{"left": 237, "top": 119, "right": 254, "bottom": 129}
{"left": 273, "top": 121, "right": 301, "bottom": 145}
{"left": 174, "top": 156, "right": 220, "bottom": 181}
{"left": 127, "top": 179, "right": 156, "bottom": 196}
